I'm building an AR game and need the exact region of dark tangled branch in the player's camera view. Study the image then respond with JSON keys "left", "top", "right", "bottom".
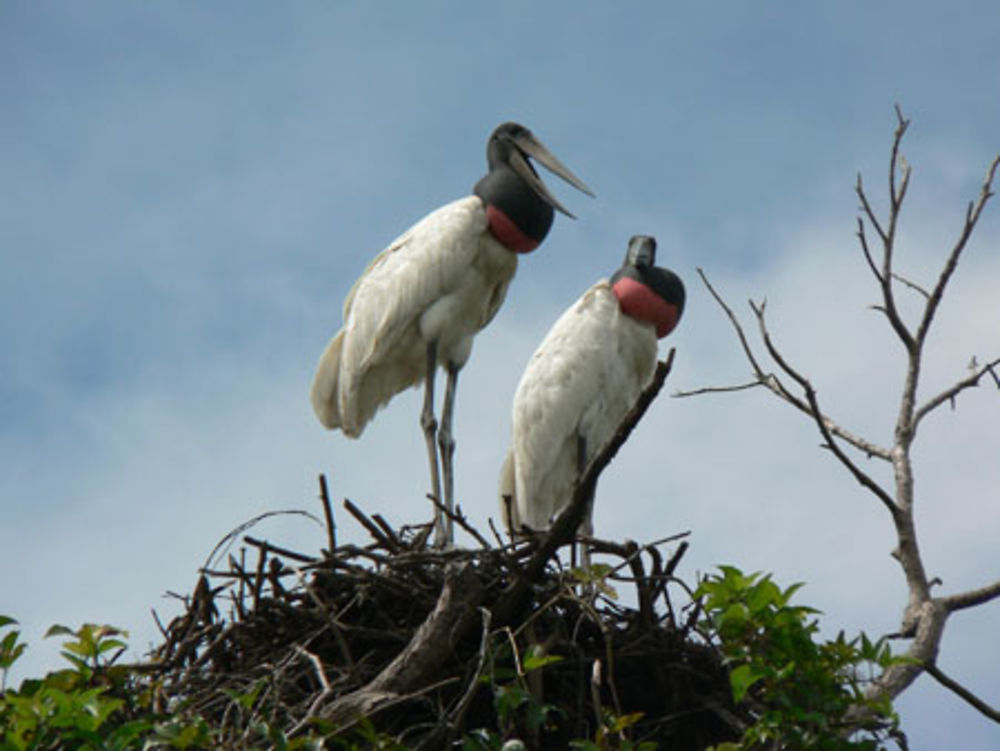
{"left": 149, "top": 355, "right": 742, "bottom": 748}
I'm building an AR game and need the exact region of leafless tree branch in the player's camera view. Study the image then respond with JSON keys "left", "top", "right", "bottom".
{"left": 695, "top": 268, "right": 774, "bottom": 387}
{"left": 856, "top": 108, "right": 916, "bottom": 353}
{"left": 889, "top": 272, "right": 930, "bottom": 299}
{"left": 915, "top": 154, "right": 1000, "bottom": 348}
{"left": 682, "top": 108, "right": 1000, "bottom": 724}
{"left": 924, "top": 662, "right": 1000, "bottom": 723}
{"left": 677, "top": 269, "right": 893, "bottom": 461}
{"left": 674, "top": 381, "right": 762, "bottom": 398}
{"left": 942, "top": 578, "right": 1000, "bottom": 612}
{"left": 913, "top": 356, "right": 1000, "bottom": 430}
{"left": 856, "top": 217, "right": 885, "bottom": 284}
{"left": 856, "top": 178, "right": 888, "bottom": 246}
{"left": 747, "top": 299, "right": 900, "bottom": 517}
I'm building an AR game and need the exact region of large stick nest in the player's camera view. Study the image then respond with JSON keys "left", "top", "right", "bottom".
{"left": 148, "top": 356, "right": 747, "bottom": 749}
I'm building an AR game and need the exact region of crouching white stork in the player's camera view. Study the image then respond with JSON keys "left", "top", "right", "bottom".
{"left": 499, "top": 235, "right": 685, "bottom": 565}
{"left": 311, "top": 122, "right": 593, "bottom": 547}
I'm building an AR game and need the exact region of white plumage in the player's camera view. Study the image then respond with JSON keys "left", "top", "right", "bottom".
{"left": 499, "top": 235, "right": 685, "bottom": 556}
{"left": 310, "top": 196, "right": 516, "bottom": 435}
{"left": 499, "top": 280, "right": 659, "bottom": 533}
{"left": 309, "top": 122, "right": 593, "bottom": 547}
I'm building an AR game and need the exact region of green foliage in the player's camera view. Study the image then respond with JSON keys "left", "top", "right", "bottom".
{"left": 0, "top": 618, "right": 147, "bottom": 751}
{"left": 0, "top": 616, "right": 434, "bottom": 750}
{"left": 472, "top": 636, "right": 563, "bottom": 746}
{"left": 696, "top": 567, "right": 903, "bottom": 751}
{"left": 569, "top": 709, "right": 658, "bottom": 751}
{"left": 0, "top": 618, "right": 28, "bottom": 693}
{"left": 465, "top": 630, "right": 659, "bottom": 751}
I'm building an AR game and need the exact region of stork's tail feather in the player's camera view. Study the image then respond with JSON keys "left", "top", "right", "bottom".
{"left": 310, "top": 330, "right": 347, "bottom": 431}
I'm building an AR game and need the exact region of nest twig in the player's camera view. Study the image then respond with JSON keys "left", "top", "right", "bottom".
{"left": 149, "top": 355, "right": 745, "bottom": 748}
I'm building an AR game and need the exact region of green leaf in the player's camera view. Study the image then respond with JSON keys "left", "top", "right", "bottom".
{"left": 523, "top": 651, "right": 563, "bottom": 673}
{"left": 0, "top": 631, "right": 27, "bottom": 670}
{"left": 746, "top": 577, "right": 781, "bottom": 614}
{"left": 220, "top": 679, "right": 266, "bottom": 710}
{"left": 729, "top": 663, "right": 766, "bottom": 703}
{"left": 778, "top": 581, "right": 807, "bottom": 607}
{"left": 717, "top": 602, "right": 750, "bottom": 632}
{"left": 607, "top": 711, "right": 644, "bottom": 733}
{"left": 44, "top": 624, "right": 76, "bottom": 639}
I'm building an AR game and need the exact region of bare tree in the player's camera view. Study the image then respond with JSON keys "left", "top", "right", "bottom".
{"left": 677, "top": 106, "right": 1000, "bottom": 722}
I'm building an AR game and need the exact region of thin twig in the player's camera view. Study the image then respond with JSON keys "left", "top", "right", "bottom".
{"left": 913, "top": 356, "right": 1000, "bottom": 430}
{"left": 296, "top": 569, "right": 360, "bottom": 684}
{"left": 856, "top": 175, "right": 888, "bottom": 245}
{"left": 695, "top": 269, "right": 775, "bottom": 388}
{"left": 673, "top": 381, "right": 761, "bottom": 397}
{"left": 244, "top": 535, "right": 318, "bottom": 564}
{"left": 856, "top": 108, "right": 916, "bottom": 353}
{"left": 343, "top": 499, "right": 401, "bottom": 553}
{"left": 924, "top": 662, "right": 1000, "bottom": 723}
{"left": 890, "top": 272, "right": 930, "bottom": 299}
{"left": 203, "top": 509, "right": 322, "bottom": 571}
{"left": 915, "top": 154, "right": 999, "bottom": 348}
{"left": 856, "top": 216, "right": 884, "bottom": 284}
{"left": 427, "top": 494, "right": 491, "bottom": 549}
{"left": 372, "top": 513, "right": 403, "bottom": 550}
{"left": 749, "top": 300, "right": 900, "bottom": 518}
{"left": 687, "top": 270, "right": 892, "bottom": 461}
{"left": 252, "top": 541, "right": 267, "bottom": 610}
{"left": 319, "top": 474, "right": 337, "bottom": 553}
{"left": 287, "top": 646, "right": 335, "bottom": 736}
{"left": 445, "top": 608, "right": 493, "bottom": 733}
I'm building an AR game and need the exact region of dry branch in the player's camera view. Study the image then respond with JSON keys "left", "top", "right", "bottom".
{"left": 924, "top": 662, "right": 1000, "bottom": 724}
{"left": 320, "top": 562, "right": 483, "bottom": 728}
{"left": 676, "top": 108, "right": 1000, "bottom": 724}
{"left": 675, "top": 270, "right": 894, "bottom": 462}
{"left": 747, "top": 298, "right": 900, "bottom": 518}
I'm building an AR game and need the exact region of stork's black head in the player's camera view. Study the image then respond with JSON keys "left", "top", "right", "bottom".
{"left": 610, "top": 235, "right": 686, "bottom": 338}
{"left": 474, "top": 122, "right": 594, "bottom": 252}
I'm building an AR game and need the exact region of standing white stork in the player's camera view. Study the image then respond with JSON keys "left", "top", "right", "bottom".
{"left": 499, "top": 235, "right": 685, "bottom": 563}
{"left": 311, "top": 122, "right": 593, "bottom": 547}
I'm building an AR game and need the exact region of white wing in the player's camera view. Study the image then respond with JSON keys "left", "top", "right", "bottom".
{"left": 311, "top": 195, "right": 516, "bottom": 436}
{"left": 504, "top": 281, "right": 657, "bottom": 530}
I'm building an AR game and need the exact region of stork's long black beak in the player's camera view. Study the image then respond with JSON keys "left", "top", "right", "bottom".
{"left": 509, "top": 130, "right": 595, "bottom": 219}
{"left": 625, "top": 235, "right": 657, "bottom": 268}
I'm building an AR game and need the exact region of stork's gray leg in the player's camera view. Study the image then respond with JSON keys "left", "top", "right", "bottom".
{"left": 579, "top": 505, "right": 594, "bottom": 573}
{"left": 420, "top": 341, "right": 445, "bottom": 546}
{"left": 437, "top": 362, "right": 460, "bottom": 546}
{"left": 575, "top": 433, "right": 595, "bottom": 573}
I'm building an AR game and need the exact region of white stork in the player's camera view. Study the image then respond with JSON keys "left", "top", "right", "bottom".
{"left": 311, "top": 122, "right": 593, "bottom": 547}
{"left": 499, "top": 235, "right": 685, "bottom": 564}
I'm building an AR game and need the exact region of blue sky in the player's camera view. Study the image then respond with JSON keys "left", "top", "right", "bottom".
{"left": 2, "top": 3, "right": 999, "bottom": 748}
